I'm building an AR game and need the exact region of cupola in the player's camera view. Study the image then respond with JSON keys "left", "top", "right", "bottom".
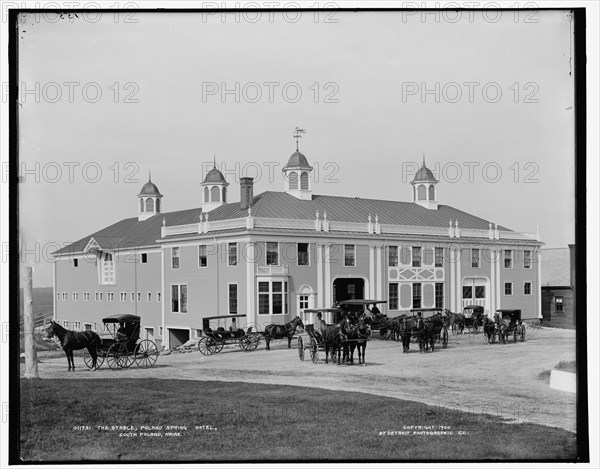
{"left": 411, "top": 156, "right": 438, "bottom": 210}
{"left": 283, "top": 127, "right": 313, "bottom": 200}
{"left": 201, "top": 159, "right": 229, "bottom": 212}
{"left": 137, "top": 174, "right": 163, "bottom": 221}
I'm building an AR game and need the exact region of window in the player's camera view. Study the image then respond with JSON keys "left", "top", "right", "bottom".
{"left": 463, "top": 286, "right": 473, "bottom": 299}
{"left": 99, "top": 292, "right": 103, "bottom": 301}
{"left": 389, "top": 283, "right": 399, "bottom": 310}
{"left": 344, "top": 244, "right": 356, "bottom": 267}
{"left": 73, "top": 259, "right": 78, "bottom": 267}
{"left": 504, "top": 282, "right": 513, "bottom": 295}
{"left": 94, "top": 292, "right": 99, "bottom": 301}
{"left": 299, "top": 295, "right": 309, "bottom": 310}
{"left": 131, "top": 292, "right": 135, "bottom": 302}
{"left": 471, "top": 248, "right": 480, "bottom": 268}
{"left": 62, "top": 292, "right": 68, "bottom": 301}
{"left": 298, "top": 243, "right": 309, "bottom": 266}
{"left": 141, "top": 253, "right": 147, "bottom": 263}
{"left": 85, "top": 324, "right": 92, "bottom": 332}
{"left": 524, "top": 282, "right": 532, "bottom": 295}
{"left": 74, "top": 321, "right": 81, "bottom": 330}
{"left": 300, "top": 171, "right": 309, "bottom": 190}
{"left": 120, "top": 292, "right": 126, "bottom": 302}
{"left": 199, "top": 245, "right": 207, "bottom": 267}
{"left": 147, "top": 292, "right": 152, "bottom": 302}
{"left": 101, "top": 252, "right": 115, "bottom": 284}
{"left": 229, "top": 284, "right": 238, "bottom": 314}
{"left": 171, "top": 284, "right": 188, "bottom": 313}
{"left": 524, "top": 250, "right": 532, "bottom": 269}
{"left": 83, "top": 292, "right": 90, "bottom": 301}
{"left": 412, "top": 246, "right": 422, "bottom": 268}
{"left": 435, "top": 283, "right": 444, "bottom": 308}
{"left": 258, "top": 281, "right": 288, "bottom": 315}
{"left": 72, "top": 292, "right": 78, "bottom": 301}
{"left": 504, "top": 250, "right": 512, "bottom": 269}
{"left": 266, "top": 242, "right": 279, "bottom": 266}
{"left": 228, "top": 243, "right": 238, "bottom": 266}
{"left": 289, "top": 172, "right": 298, "bottom": 189}
{"left": 475, "top": 286, "right": 486, "bottom": 299}
{"left": 555, "top": 296, "right": 564, "bottom": 313}
{"left": 57, "top": 292, "right": 60, "bottom": 301}
{"left": 435, "top": 247, "right": 444, "bottom": 267}
{"left": 412, "top": 283, "right": 422, "bottom": 308}
{"left": 388, "top": 246, "right": 398, "bottom": 267}
{"left": 157, "top": 292, "right": 161, "bottom": 302}
{"left": 159, "top": 327, "right": 163, "bottom": 336}
{"left": 107, "top": 292, "right": 114, "bottom": 301}
{"left": 172, "top": 247, "right": 180, "bottom": 269}
{"left": 63, "top": 320, "right": 68, "bottom": 328}
{"left": 137, "top": 292, "right": 141, "bottom": 302}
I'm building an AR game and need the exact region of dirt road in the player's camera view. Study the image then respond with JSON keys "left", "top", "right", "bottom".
{"left": 32, "top": 326, "right": 578, "bottom": 432}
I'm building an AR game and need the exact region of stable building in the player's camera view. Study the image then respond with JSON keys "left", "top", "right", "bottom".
{"left": 52, "top": 146, "right": 543, "bottom": 348}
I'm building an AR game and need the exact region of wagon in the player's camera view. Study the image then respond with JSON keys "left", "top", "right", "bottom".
{"left": 463, "top": 305, "right": 486, "bottom": 334}
{"left": 83, "top": 314, "right": 159, "bottom": 369}
{"left": 491, "top": 309, "right": 526, "bottom": 343}
{"left": 338, "top": 299, "right": 389, "bottom": 338}
{"left": 297, "top": 308, "right": 343, "bottom": 363}
{"left": 197, "top": 314, "right": 261, "bottom": 355}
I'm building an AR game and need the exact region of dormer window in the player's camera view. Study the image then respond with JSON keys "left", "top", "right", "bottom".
{"left": 100, "top": 252, "right": 115, "bottom": 285}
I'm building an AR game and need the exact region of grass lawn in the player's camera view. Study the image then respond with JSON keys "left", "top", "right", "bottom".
{"left": 19, "top": 379, "right": 577, "bottom": 462}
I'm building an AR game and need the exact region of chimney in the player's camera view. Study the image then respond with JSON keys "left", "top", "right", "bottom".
{"left": 240, "top": 177, "right": 254, "bottom": 211}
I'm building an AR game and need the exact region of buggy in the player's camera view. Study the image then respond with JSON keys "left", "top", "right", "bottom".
{"left": 338, "top": 299, "right": 390, "bottom": 338}
{"left": 463, "top": 305, "right": 486, "bottom": 334}
{"left": 410, "top": 307, "right": 449, "bottom": 349}
{"left": 197, "top": 314, "right": 261, "bottom": 355}
{"left": 491, "top": 309, "right": 526, "bottom": 343}
{"left": 83, "top": 314, "right": 159, "bottom": 369}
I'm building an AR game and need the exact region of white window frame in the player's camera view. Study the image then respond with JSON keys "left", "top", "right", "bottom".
{"left": 524, "top": 250, "right": 532, "bottom": 269}
{"left": 388, "top": 283, "right": 399, "bottom": 310}
{"left": 228, "top": 282, "right": 238, "bottom": 314}
{"left": 297, "top": 243, "right": 310, "bottom": 266}
{"left": 266, "top": 242, "right": 279, "bottom": 266}
{"left": 171, "top": 283, "right": 188, "bottom": 313}
{"left": 147, "top": 292, "right": 152, "bottom": 302}
{"left": 412, "top": 282, "right": 422, "bottom": 308}
{"left": 172, "top": 247, "right": 180, "bottom": 269}
{"left": 94, "top": 292, "right": 99, "bottom": 301}
{"left": 157, "top": 292, "right": 161, "bottom": 302}
{"left": 99, "top": 252, "right": 116, "bottom": 285}
{"left": 412, "top": 246, "right": 422, "bottom": 268}
{"left": 131, "top": 292, "right": 135, "bottom": 302}
{"left": 57, "top": 292, "right": 60, "bottom": 301}
{"left": 72, "top": 292, "right": 78, "bottom": 301}
{"left": 471, "top": 248, "right": 480, "bottom": 268}
{"left": 504, "top": 249, "right": 513, "bottom": 269}
{"left": 504, "top": 282, "right": 513, "bottom": 296}
{"left": 228, "top": 242, "right": 238, "bottom": 266}
{"left": 257, "top": 280, "right": 288, "bottom": 315}
{"left": 74, "top": 321, "right": 81, "bottom": 330}
{"left": 198, "top": 245, "right": 208, "bottom": 268}
{"left": 83, "top": 292, "right": 90, "bottom": 301}
{"left": 523, "top": 282, "right": 532, "bottom": 295}
{"left": 344, "top": 244, "right": 356, "bottom": 267}
{"left": 434, "top": 247, "right": 444, "bottom": 268}
{"left": 388, "top": 246, "right": 399, "bottom": 267}
{"left": 107, "top": 292, "right": 114, "bottom": 301}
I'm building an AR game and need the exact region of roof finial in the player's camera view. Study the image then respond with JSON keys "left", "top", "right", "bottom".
{"left": 293, "top": 127, "right": 306, "bottom": 152}
{"left": 422, "top": 153, "right": 426, "bottom": 167}
{"left": 213, "top": 154, "right": 216, "bottom": 169}
{"left": 149, "top": 170, "right": 151, "bottom": 182}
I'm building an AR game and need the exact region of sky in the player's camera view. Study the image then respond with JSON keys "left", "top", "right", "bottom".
{"left": 15, "top": 9, "right": 576, "bottom": 287}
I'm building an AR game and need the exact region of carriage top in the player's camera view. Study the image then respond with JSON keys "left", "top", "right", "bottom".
{"left": 496, "top": 309, "right": 522, "bottom": 321}
{"left": 338, "top": 299, "right": 388, "bottom": 307}
{"left": 203, "top": 314, "right": 248, "bottom": 321}
{"left": 463, "top": 305, "right": 485, "bottom": 312}
{"left": 102, "top": 314, "right": 141, "bottom": 324}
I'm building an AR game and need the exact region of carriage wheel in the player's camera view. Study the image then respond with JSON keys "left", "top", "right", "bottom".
{"left": 118, "top": 346, "right": 134, "bottom": 368}
{"left": 83, "top": 345, "right": 104, "bottom": 369}
{"left": 513, "top": 328, "right": 518, "bottom": 343}
{"left": 205, "top": 337, "right": 219, "bottom": 355}
{"left": 441, "top": 327, "right": 448, "bottom": 349}
{"left": 215, "top": 340, "right": 225, "bottom": 353}
{"left": 135, "top": 340, "right": 158, "bottom": 368}
{"left": 107, "top": 343, "right": 127, "bottom": 369}
{"left": 310, "top": 338, "right": 319, "bottom": 364}
{"left": 298, "top": 335, "right": 305, "bottom": 361}
{"left": 240, "top": 335, "right": 255, "bottom": 352}
{"left": 197, "top": 337, "right": 209, "bottom": 355}
{"left": 249, "top": 335, "right": 260, "bottom": 350}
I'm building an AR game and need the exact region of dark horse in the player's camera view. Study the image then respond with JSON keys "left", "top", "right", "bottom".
{"left": 264, "top": 316, "right": 304, "bottom": 351}
{"left": 46, "top": 321, "right": 101, "bottom": 371}
{"left": 399, "top": 315, "right": 420, "bottom": 353}
{"left": 343, "top": 315, "right": 372, "bottom": 365}
{"left": 323, "top": 321, "right": 348, "bottom": 365}
{"left": 482, "top": 317, "right": 495, "bottom": 343}
{"left": 419, "top": 313, "right": 445, "bottom": 353}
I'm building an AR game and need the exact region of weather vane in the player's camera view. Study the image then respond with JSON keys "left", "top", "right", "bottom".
{"left": 293, "top": 127, "right": 306, "bottom": 151}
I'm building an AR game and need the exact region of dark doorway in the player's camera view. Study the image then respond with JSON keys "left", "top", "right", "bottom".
{"left": 333, "top": 278, "right": 365, "bottom": 305}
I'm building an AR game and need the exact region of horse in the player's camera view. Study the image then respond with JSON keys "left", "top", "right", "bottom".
{"left": 45, "top": 320, "right": 101, "bottom": 371}
{"left": 343, "top": 315, "right": 372, "bottom": 365}
{"left": 372, "top": 313, "right": 401, "bottom": 341}
{"left": 482, "top": 317, "right": 495, "bottom": 343}
{"left": 444, "top": 310, "right": 465, "bottom": 334}
{"left": 494, "top": 313, "right": 510, "bottom": 344}
{"left": 322, "top": 321, "right": 348, "bottom": 365}
{"left": 264, "top": 316, "right": 304, "bottom": 351}
{"left": 399, "top": 315, "right": 420, "bottom": 353}
{"left": 419, "top": 313, "right": 445, "bottom": 352}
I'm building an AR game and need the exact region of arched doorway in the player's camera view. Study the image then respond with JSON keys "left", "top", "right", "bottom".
{"left": 333, "top": 278, "right": 365, "bottom": 305}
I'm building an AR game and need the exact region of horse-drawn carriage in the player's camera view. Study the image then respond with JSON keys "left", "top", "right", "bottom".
{"left": 84, "top": 314, "right": 159, "bottom": 369}
{"left": 338, "top": 299, "right": 390, "bottom": 339}
{"left": 463, "top": 305, "right": 486, "bottom": 334}
{"left": 483, "top": 309, "right": 526, "bottom": 344}
{"left": 298, "top": 307, "right": 372, "bottom": 365}
{"left": 409, "top": 308, "right": 449, "bottom": 351}
{"left": 197, "top": 314, "right": 261, "bottom": 355}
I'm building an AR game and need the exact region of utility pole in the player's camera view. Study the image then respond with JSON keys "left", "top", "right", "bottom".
{"left": 22, "top": 266, "right": 39, "bottom": 379}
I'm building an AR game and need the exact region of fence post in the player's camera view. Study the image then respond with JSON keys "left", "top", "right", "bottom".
{"left": 22, "top": 266, "right": 39, "bottom": 379}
